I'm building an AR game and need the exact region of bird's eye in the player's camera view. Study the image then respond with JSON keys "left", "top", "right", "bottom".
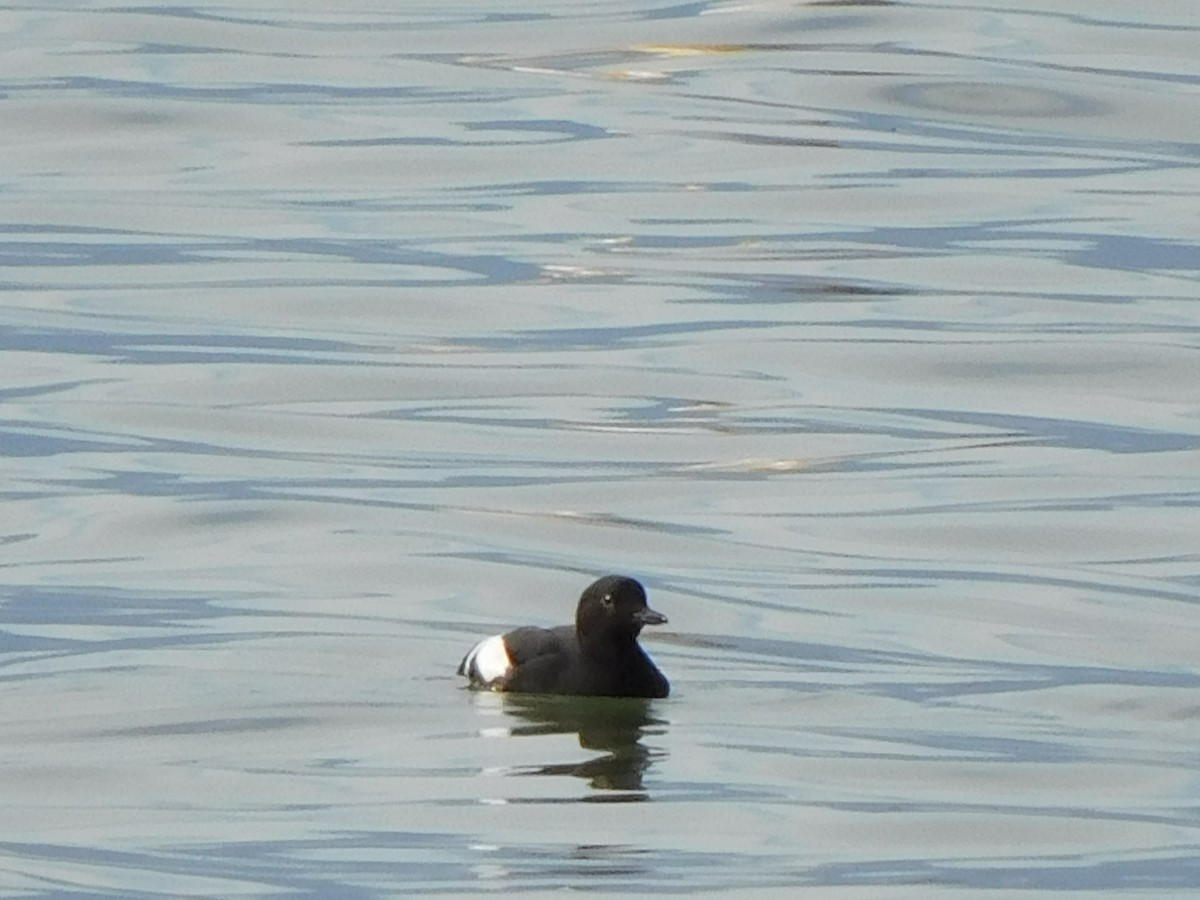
{"left": 602, "top": 594, "right": 614, "bottom": 609}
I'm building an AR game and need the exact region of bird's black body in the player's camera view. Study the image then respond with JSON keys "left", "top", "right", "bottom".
{"left": 457, "top": 575, "right": 670, "bottom": 698}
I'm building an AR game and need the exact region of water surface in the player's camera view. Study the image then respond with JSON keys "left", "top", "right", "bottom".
{"left": 2, "top": 0, "right": 1199, "bottom": 895}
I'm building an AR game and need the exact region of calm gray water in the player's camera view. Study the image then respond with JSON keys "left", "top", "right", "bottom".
{"left": 2, "top": 0, "right": 1199, "bottom": 896}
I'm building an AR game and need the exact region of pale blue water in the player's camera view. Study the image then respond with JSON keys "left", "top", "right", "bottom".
{"left": 2, "top": 1, "right": 1199, "bottom": 896}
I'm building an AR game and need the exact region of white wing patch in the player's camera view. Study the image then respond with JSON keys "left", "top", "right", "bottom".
{"left": 459, "top": 634, "right": 512, "bottom": 688}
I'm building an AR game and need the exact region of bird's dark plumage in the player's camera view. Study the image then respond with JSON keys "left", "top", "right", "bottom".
{"left": 457, "top": 575, "right": 669, "bottom": 698}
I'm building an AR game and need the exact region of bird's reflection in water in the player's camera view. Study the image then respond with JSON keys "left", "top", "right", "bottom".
{"left": 474, "top": 693, "right": 667, "bottom": 800}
